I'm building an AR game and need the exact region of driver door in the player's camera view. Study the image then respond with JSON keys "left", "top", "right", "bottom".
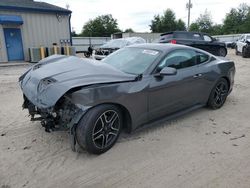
{"left": 147, "top": 49, "right": 202, "bottom": 121}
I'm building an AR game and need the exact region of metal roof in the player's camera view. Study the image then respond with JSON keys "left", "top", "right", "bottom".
{"left": 0, "top": 0, "right": 71, "bottom": 14}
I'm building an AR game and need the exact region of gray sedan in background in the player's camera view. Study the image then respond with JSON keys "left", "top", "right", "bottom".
{"left": 19, "top": 44, "right": 235, "bottom": 154}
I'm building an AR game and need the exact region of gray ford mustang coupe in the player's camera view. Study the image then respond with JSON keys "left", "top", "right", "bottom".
{"left": 19, "top": 44, "right": 235, "bottom": 154}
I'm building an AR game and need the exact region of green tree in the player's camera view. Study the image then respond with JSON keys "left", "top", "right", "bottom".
{"left": 176, "top": 19, "right": 186, "bottom": 31}
{"left": 149, "top": 9, "right": 186, "bottom": 32}
{"left": 223, "top": 3, "right": 250, "bottom": 34}
{"left": 150, "top": 15, "right": 162, "bottom": 32}
{"left": 189, "top": 23, "right": 199, "bottom": 31}
{"left": 212, "top": 24, "right": 224, "bottom": 35}
{"left": 189, "top": 10, "right": 214, "bottom": 34}
{"left": 124, "top": 28, "right": 135, "bottom": 33}
{"left": 81, "top": 14, "right": 121, "bottom": 37}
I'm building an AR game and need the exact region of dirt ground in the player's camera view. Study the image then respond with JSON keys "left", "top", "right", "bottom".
{"left": 0, "top": 49, "right": 250, "bottom": 188}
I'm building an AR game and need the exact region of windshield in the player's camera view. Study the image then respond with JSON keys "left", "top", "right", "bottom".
{"left": 102, "top": 47, "right": 161, "bottom": 75}
{"left": 247, "top": 35, "right": 250, "bottom": 40}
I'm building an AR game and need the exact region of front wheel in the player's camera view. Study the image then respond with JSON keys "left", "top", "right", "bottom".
{"left": 76, "top": 104, "right": 122, "bottom": 154}
{"left": 207, "top": 78, "right": 229, "bottom": 109}
{"left": 235, "top": 46, "right": 239, "bottom": 55}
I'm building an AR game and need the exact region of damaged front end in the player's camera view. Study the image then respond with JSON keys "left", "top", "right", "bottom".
{"left": 22, "top": 94, "right": 87, "bottom": 151}
{"left": 19, "top": 55, "right": 137, "bottom": 151}
{"left": 22, "top": 94, "right": 86, "bottom": 132}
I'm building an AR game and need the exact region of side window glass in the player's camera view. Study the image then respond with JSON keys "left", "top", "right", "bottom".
{"left": 193, "top": 33, "right": 202, "bottom": 40}
{"left": 196, "top": 51, "right": 209, "bottom": 64}
{"left": 157, "top": 50, "right": 197, "bottom": 71}
{"left": 204, "top": 35, "right": 212, "bottom": 42}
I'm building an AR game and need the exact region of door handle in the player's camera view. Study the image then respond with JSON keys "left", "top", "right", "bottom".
{"left": 193, "top": 73, "right": 202, "bottom": 78}
{"left": 6, "top": 43, "right": 10, "bottom": 48}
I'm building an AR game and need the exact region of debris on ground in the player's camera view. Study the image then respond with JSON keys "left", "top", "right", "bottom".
{"left": 1, "top": 185, "right": 11, "bottom": 188}
{"left": 209, "top": 118, "right": 215, "bottom": 122}
{"left": 230, "top": 134, "right": 245, "bottom": 140}
{"left": 1, "top": 133, "right": 6, "bottom": 136}
{"left": 22, "top": 181, "right": 29, "bottom": 187}
{"left": 223, "top": 131, "right": 231, "bottom": 135}
{"left": 210, "top": 151, "right": 220, "bottom": 155}
{"left": 232, "top": 144, "right": 239, "bottom": 146}
{"left": 23, "top": 146, "right": 31, "bottom": 150}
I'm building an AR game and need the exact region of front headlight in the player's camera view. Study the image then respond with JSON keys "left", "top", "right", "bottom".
{"left": 37, "top": 78, "right": 57, "bottom": 93}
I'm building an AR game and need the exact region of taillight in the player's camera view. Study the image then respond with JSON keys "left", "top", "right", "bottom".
{"left": 170, "top": 39, "right": 177, "bottom": 44}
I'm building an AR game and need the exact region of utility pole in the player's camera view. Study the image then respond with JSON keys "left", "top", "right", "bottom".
{"left": 186, "top": 0, "right": 193, "bottom": 31}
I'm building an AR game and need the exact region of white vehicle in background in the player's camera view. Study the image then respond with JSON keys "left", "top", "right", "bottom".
{"left": 94, "top": 37, "right": 146, "bottom": 60}
{"left": 235, "top": 34, "right": 250, "bottom": 58}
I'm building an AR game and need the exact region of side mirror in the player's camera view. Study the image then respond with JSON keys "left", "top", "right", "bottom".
{"left": 157, "top": 67, "right": 177, "bottom": 76}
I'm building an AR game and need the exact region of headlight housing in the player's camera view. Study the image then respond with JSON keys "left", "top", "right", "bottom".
{"left": 37, "top": 78, "right": 57, "bottom": 93}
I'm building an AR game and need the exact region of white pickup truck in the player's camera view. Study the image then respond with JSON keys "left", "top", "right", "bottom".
{"left": 235, "top": 34, "right": 250, "bottom": 58}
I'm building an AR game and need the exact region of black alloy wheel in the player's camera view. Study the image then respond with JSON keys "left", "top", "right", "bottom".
{"left": 92, "top": 110, "right": 120, "bottom": 149}
{"left": 76, "top": 104, "right": 122, "bottom": 154}
{"left": 208, "top": 78, "right": 229, "bottom": 109}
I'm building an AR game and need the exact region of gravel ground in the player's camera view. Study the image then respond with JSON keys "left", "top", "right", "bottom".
{"left": 0, "top": 50, "right": 250, "bottom": 188}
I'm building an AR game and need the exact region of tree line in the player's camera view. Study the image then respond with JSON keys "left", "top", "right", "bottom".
{"left": 73, "top": 3, "right": 250, "bottom": 37}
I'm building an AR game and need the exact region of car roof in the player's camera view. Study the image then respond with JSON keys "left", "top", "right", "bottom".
{"left": 160, "top": 31, "right": 209, "bottom": 36}
{"left": 128, "top": 43, "right": 197, "bottom": 53}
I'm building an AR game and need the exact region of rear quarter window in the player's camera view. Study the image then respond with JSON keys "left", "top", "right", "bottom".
{"left": 196, "top": 51, "right": 210, "bottom": 64}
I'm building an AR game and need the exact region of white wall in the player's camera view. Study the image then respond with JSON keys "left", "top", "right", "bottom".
{"left": 0, "top": 24, "right": 7, "bottom": 62}
{"left": 0, "top": 10, "right": 70, "bottom": 62}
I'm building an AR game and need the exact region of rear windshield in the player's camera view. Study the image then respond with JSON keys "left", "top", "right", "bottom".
{"left": 174, "top": 33, "right": 189, "bottom": 39}
{"left": 160, "top": 33, "right": 173, "bottom": 41}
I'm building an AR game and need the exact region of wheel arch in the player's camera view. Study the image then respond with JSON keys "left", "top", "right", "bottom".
{"left": 221, "top": 76, "right": 230, "bottom": 88}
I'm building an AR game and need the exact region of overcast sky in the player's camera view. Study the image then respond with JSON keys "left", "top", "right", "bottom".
{"left": 42, "top": 0, "right": 248, "bottom": 33}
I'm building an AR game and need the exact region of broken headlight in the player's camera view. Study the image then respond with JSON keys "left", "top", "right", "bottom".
{"left": 37, "top": 77, "right": 57, "bottom": 93}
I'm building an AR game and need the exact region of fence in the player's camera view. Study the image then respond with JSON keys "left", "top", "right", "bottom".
{"left": 72, "top": 37, "right": 111, "bottom": 53}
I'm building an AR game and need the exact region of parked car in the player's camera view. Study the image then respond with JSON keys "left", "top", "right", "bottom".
{"left": 159, "top": 31, "right": 227, "bottom": 57}
{"left": 225, "top": 41, "right": 236, "bottom": 49}
{"left": 94, "top": 37, "right": 146, "bottom": 60}
{"left": 19, "top": 44, "right": 235, "bottom": 154}
{"left": 235, "top": 34, "right": 250, "bottom": 58}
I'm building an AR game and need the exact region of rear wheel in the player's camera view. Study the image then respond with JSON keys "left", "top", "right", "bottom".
{"left": 207, "top": 78, "right": 229, "bottom": 109}
{"left": 76, "top": 104, "right": 122, "bottom": 154}
{"left": 219, "top": 47, "right": 227, "bottom": 57}
{"left": 242, "top": 47, "right": 248, "bottom": 58}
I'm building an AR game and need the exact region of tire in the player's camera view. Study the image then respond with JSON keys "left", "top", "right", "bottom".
{"left": 207, "top": 78, "right": 229, "bottom": 110}
{"left": 218, "top": 47, "right": 227, "bottom": 57}
{"left": 242, "top": 47, "right": 248, "bottom": 58}
{"left": 84, "top": 52, "right": 90, "bottom": 58}
{"left": 235, "top": 46, "right": 239, "bottom": 55}
{"left": 76, "top": 104, "right": 122, "bottom": 154}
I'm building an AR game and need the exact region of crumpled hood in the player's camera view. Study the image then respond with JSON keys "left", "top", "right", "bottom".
{"left": 20, "top": 55, "right": 136, "bottom": 109}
